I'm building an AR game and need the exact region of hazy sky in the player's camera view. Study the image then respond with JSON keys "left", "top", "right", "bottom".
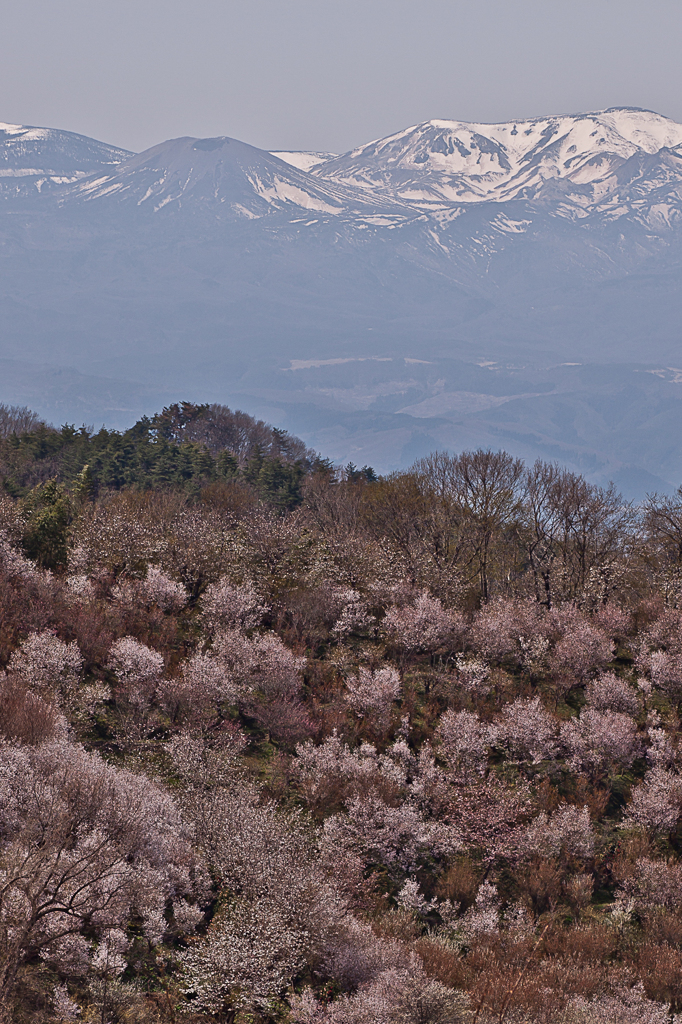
{"left": 3, "top": 0, "right": 682, "bottom": 154}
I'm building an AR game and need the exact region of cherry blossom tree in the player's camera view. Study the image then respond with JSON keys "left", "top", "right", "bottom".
{"left": 179, "top": 782, "right": 345, "bottom": 1018}
{"left": 0, "top": 739, "right": 196, "bottom": 1022}
{"left": 521, "top": 804, "right": 594, "bottom": 860}
{"left": 457, "top": 879, "right": 501, "bottom": 938}
{"left": 112, "top": 565, "right": 187, "bottom": 612}
{"left": 212, "top": 626, "right": 305, "bottom": 700}
{"left": 201, "top": 576, "right": 267, "bottom": 633}
{"left": 290, "top": 963, "right": 471, "bottom": 1024}
{"left": 585, "top": 672, "right": 641, "bottom": 716}
{"left": 437, "top": 710, "right": 498, "bottom": 774}
{"left": 551, "top": 611, "right": 615, "bottom": 680}
{"left": 7, "top": 629, "right": 82, "bottom": 703}
{"left": 106, "top": 636, "right": 165, "bottom": 743}
{"left": 615, "top": 856, "right": 682, "bottom": 912}
{"left": 469, "top": 599, "right": 551, "bottom": 665}
{"left": 107, "top": 636, "right": 164, "bottom": 692}
{"left": 293, "top": 733, "right": 406, "bottom": 809}
{"left": 561, "top": 708, "right": 641, "bottom": 776}
{"left": 560, "top": 984, "right": 680, "bottom": 1024}
{"left": 383, "top": 591, "right": 463, "bottom": 654}
{"left": 344, "top": 666, "right": 402, "bottom": 734}
{"left": 156, "top": 650, "right": 239, "bottom": 732}
{"left": 497, "top": 696, "right": 560, "bottom": 766}
{"left": 453, "top": 655, "right": 491, "bottom": 696}
{"left": 621, "top": 768, "right": 682, "bottom": 835}
{"left": 322, "top": 793, "right": 460, "bottom": 875}
{"left": 331, "top": 588, "right": 376, "bottom": 641}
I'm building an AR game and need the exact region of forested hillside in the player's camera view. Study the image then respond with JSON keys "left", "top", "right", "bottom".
{"left": 4, "top": 402, "right": 682, "bottom": 1023}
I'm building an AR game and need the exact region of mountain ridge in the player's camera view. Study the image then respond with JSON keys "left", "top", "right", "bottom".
{"left": 1, "top": 107, "right": 682, "bottom": 495}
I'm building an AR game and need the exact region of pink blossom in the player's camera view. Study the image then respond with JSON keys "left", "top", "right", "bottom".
{"left": 0, "top": 738, "right": 197, "bottom": 998}
{"left": 212, "top": 627, "right": 305, "bottom": 699}
{"left": 622, "top": 768, "right": 682, "bottom": 834}
{"left": 344, "top": 666, "right": 401, "bottom": 731}
{"left": 446, "top": 776, "right": 533, "bottom": 863}
{"left": 469, "top": 599, "right": 550, "bottom": 664}
{"left": 459, "top": 879, "right": 500, "bottom": 937}
{"left": 563, "top": 984, "right": 677, "bottom": 1024}
{"left": 291, "top": 964, "right": 469, "bottom": 1024}
{"left": 498, "top": 696, "right": 559, "bottom": 765}
{"left": 521, "top": 804, "right": 594, "bottom": 859}
{"left": 593, "top": 604, "right": 632, "bottom": 641}
{"left": 454, "top": 654, "right": 491, "bottom": 695}
{"left": 157, "top": 651, "right": 238, "bottom": 727}
{"left": 437, "top": 709, "right": 497, "bottom": 772}
{"left": 561, "top": 708, "right": 641, "bottom": 775}
{"left": 322, "top": 794, "right": 460, "bottom": 874}
{"left": 8, "top": 630, "right": 82, "bottom": 698}
{"left": 52, "top": 984, "right": 81, "bottom": 1022}
{"left": 383, "top": 591, "right": 463, "bottom": 653}
{"left": 585, "top": 672, "right": 641, "bottom": 716}
{"left": 318, "top": 915, "right": 411, "bottom": 990}
{"left": 331, "top": 588, "right": 376, "bottom": 640}
{"left": 141, "top": 565, "right": 187, "bottom": 610}
{"left": 616, "top": 856, "right": 682, "bottom": 910}
{"left": 201, "top": 577, "right": 267, "bottom": 633}
{"left": 551, "top": 612, "right": 615, "bottom": 679}
{"left": 107, "top": 636, "right": 164, "bottom": 689}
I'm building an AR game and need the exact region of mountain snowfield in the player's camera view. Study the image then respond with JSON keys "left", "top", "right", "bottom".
{"left": 306, "top": 108, "right": 682, "bottom": 208}
{"left": 0, "top": 120, "right": 131, "bottom": 193}
{"left": 1, "top": 106, "right": 682, "bottom": 495}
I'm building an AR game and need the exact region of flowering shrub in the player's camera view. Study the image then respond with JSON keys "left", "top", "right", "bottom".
{"left": 180, "top": 895, "right": 309, "bottom": 1015}
{"left": 65, "top": 573, "right": 96, "bottom": 601}
{"left": 458, "top": 879, "right": 501, "bottom": 938}
{"left": 648, "top": 650, "right": 682, "bottom": 696}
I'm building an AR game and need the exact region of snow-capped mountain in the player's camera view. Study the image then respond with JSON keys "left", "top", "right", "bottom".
{"left": 68, "top": 135, "right": 408, "bottom": 219}
{"left": 0, "top": 122, "right": 131, "bottom": 198}
{"left": 313, "top": 107, "right": 682, "bottom": 210}
{"left": 6, "top": 107, "right": 682, "bottom": 225}
{"left": 2, "top": 107, "right": 682, "bottom": 495}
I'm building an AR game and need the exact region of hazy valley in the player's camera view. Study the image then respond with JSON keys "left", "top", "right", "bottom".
{"left": 2, "top": 107, "right": 682, "bottom": 493}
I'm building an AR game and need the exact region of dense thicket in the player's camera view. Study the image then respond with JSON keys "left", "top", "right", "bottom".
{"left": 5, "top": 404, "right": 682, "bottom": 1023}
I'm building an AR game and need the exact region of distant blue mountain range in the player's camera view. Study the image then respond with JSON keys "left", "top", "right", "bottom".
{"left": 1, "top": 108, "right": 682, "bottom": 497}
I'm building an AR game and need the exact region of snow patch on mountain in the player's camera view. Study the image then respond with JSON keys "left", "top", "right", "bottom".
{"left": 270, "top": 151, "right": 337, "bottom": 171}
